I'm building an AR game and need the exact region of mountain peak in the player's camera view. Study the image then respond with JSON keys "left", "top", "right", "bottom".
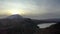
{"left": 10, "top": 14, "right": 22, "bottom": 17}
{"left": 7, "top": 14, "right": 23, "bottom": 20}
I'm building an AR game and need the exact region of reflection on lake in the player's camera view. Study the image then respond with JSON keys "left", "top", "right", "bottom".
{"left": 37, "top": 23, "right": 56, "bottom": 28}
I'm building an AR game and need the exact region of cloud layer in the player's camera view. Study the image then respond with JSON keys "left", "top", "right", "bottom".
{"left": 0, "top": 0, "right": 60, "bottom": 19}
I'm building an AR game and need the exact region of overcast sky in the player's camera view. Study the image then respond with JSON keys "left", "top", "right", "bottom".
{"left": 0, "top": 0, "right": 60, "bottom": 19}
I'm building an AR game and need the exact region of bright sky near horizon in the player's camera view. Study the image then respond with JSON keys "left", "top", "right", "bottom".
{"left": 0, "top": 0, "right": 60, "bottom": 19}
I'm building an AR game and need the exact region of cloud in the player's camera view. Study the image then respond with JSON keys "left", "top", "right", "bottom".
{"left": 0, "top": 0, "right": 60, "bottom": 19}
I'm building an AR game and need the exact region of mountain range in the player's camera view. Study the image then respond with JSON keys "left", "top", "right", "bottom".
{"left": 0, "top": 14, "right": 60, "bottom": 29}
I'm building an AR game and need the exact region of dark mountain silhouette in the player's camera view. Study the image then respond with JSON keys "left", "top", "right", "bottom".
{"left": 43, "top": 18, "right": 60, "bottom": 22}
{"left": 0, "top": 14, "right": 60, "bottom": 34}
{"left": 0, "top": 14, "right": 40, "bottom": 34}
{"left": 7, "top": 14, "right": 23, "bottom": 19}
{"left": 2, "top": 14, "right": 60, "bottom": 25}
{"left": 0, "top": 14, "right": 60, "bottom": 29}
{"left": 0, "top": 14, "right": 60, "bottom": 28}
{"left": 33, "top": 18, "right": 60, "bottom": 24}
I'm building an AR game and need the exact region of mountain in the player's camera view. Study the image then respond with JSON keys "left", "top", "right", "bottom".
{"left": 6, "top": 14, "right": 60, "bottom": 23}
{"left": 0, "top": 14, "right": 60, "bottom": 34}
{"left": 32, "top": 18, "right": 60, "bottom": 24}
{"left": 42, "top": 18, "right": 60, "bottom": 23}
{"left": 0, "top": 14, "right": 60, "bottom": 27}
{"left": 0, "top": 14, "right": 25, "bottom": 28}
{"left": 7, "top": 14, "right": 60, "bottom": 24}
{"left": 0, "top": 14, "right": 60, "bottom": 28}
{"left": 7, "top": 14, "right": 23, "bottom": 19}
{"left": 7, "top": 14, "right": 24, "bottom": 22}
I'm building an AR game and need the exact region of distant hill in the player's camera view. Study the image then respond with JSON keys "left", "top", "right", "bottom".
{"left": 42, "top": 18, "right": 60, "bottom": 23}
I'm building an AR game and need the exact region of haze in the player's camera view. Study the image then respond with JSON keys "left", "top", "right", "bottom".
{"left": 0, "top": 0, "right": 60, "bottom": 19}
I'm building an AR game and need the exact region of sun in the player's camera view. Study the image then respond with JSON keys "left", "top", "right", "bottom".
{"left": 8, "top": 9, "right": 25, "bottom": 15}
{"left": 10, "top": 10, "right": 19, "bottom": 14}
{"left": 9, "top": 9, "right": 20, "bottom": 15}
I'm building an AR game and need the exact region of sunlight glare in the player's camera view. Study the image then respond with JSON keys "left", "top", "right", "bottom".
{"left": 11, "top": 10, "right": 19, "bottom": 14}
{"left": 8, "top": 9, "right": 25, "bottom": 15}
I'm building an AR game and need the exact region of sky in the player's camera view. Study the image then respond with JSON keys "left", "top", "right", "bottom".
{"left": 0, "top": 0, "right": 60, "bottom": 19}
